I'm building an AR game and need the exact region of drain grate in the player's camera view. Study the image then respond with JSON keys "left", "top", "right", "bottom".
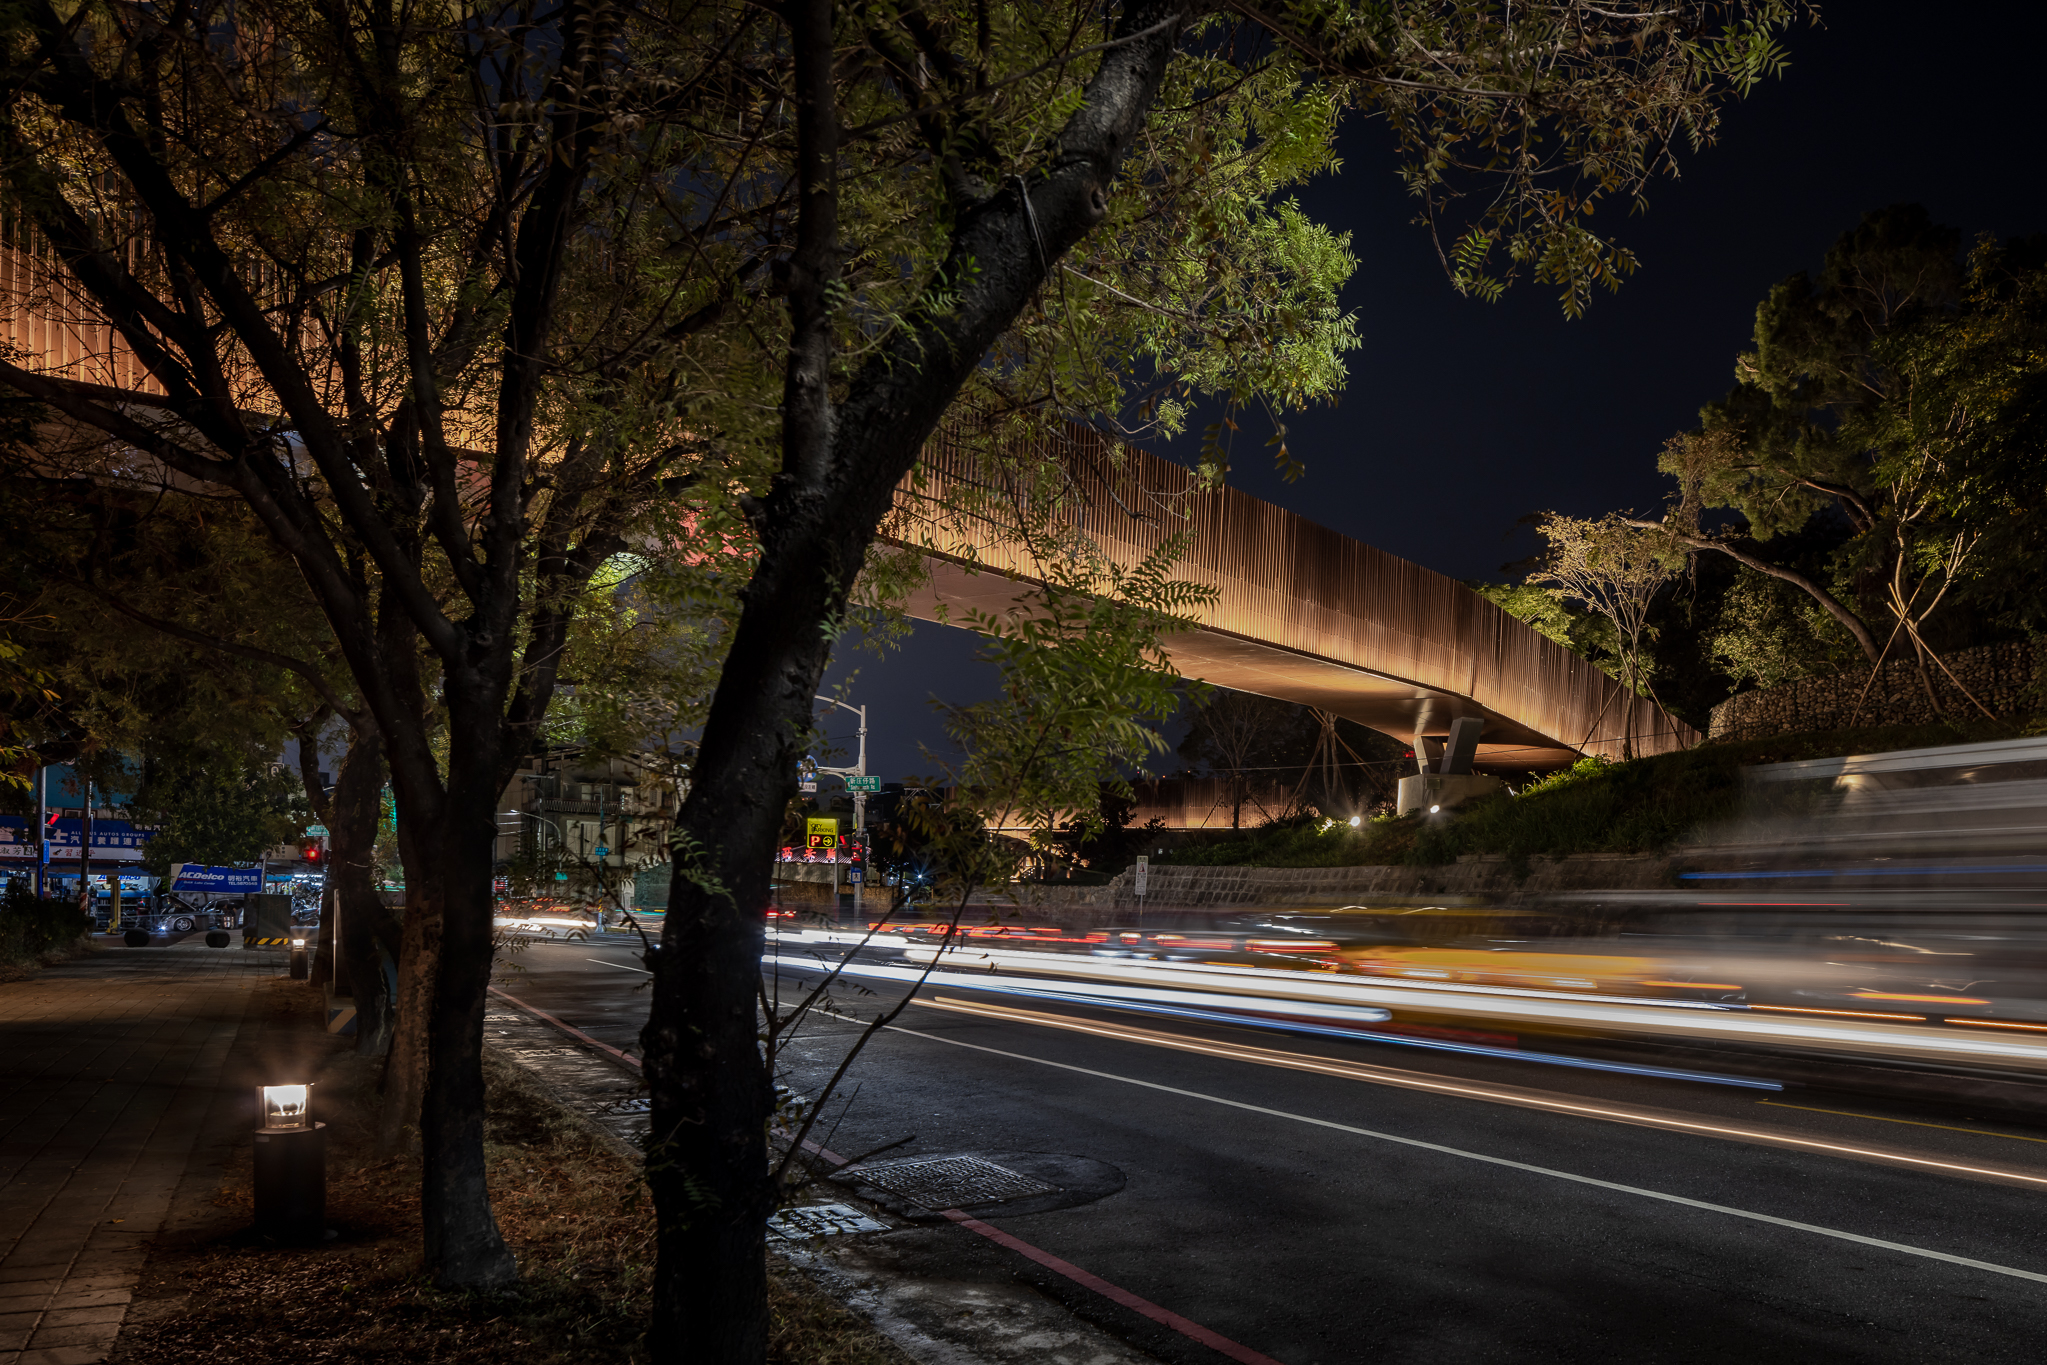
{"left": 768, "top": 1203, "right": 890, "bottom": 1239}
{"left": 847, "top": 1155, "right": 1057, "bottom": 1210}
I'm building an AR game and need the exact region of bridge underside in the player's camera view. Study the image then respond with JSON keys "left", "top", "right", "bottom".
{"left": 903, "top": 559, "right": 1581, "bottom": 769}
{"left": 888, "top": 428, "right": 1696, "bottom": 771}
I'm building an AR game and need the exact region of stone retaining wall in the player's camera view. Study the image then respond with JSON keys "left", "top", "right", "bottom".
{"left": 942, "top": 854, "right": 1675, "bottom": 917}
{"left": 1708, "top": 639, "right": 2046, "bottom": 742}
{"left": 776, "top": 854, "right": 1675, "bottom": 919}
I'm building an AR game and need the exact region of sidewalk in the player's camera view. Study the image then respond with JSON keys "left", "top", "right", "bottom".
{"left": 0, "top": 944, "right": 286, "bottom": 1365}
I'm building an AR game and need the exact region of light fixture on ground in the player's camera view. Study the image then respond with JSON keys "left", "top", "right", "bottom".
{"left": 254, "top": 1083, "right": 326, "bottom": 1242}
{"left": 1347, "top": 815, "right": 1362, "bottom": 828}
{"left": 288, "top": 934, "right": 309, "bottom": 979}
{"left": 1429, "top": 804, "right": 1441, "bottom": 813}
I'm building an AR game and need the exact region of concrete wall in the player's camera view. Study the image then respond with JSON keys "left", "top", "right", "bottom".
{"left": 915, "top": 854, "right": 1675, "bottom": 918}
{"left": 1708, "top": 639, "right": 2047, "bottom": 742}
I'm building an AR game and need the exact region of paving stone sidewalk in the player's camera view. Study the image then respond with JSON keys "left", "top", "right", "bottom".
{"left": 0, "top": 944, "right": 285, "bottom": 1365}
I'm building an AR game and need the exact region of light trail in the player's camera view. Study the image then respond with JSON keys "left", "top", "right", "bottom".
{"left": 919, "top": 996, "right": 2047, "bottom": 1190}
{"left": 761, "top": 953, "right": 1777, "bottom": 1087}
{"left": 879, "top": 1012, "right": 2047, "bottom": 1285}
{"left": 1757, "top": 1100, "right": 2047, "bottom": 1147}
{"left": 767, "top": 935, "right": 2047, "bottom": 1075}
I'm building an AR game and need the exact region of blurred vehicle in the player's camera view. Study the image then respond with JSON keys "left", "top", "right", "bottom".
{"left": 493, "top": 899, "right": 601, "bottom": 941}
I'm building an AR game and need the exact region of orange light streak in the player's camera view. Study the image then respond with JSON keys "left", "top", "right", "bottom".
{"left": 1851, "top": 992, "right": 1992, "bottom": 1006}
{"left": 1639, "top": 981, "right": 1745, "bottom": 991}
{"left": 1749, "top": 1004, "right": 1925, "bottom": 1022}
{"left": 922, "top": 996, "right": 2047, "bottom": 1189}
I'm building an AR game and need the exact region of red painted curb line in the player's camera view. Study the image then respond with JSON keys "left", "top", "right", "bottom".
{"left": 488, "top": 985, "right": 641, "bottom": 1067}
{"left": 804, "top": 1142, "right": 1284, "bottom": 1365}
{"left": 504, "top": 989, "right": 1288, "bottom": 1363}
{"left": 938, "top": 1210, "right": 1287, "bottom": 1365}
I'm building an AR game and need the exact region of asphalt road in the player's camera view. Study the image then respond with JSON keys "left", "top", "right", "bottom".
{"left": 492, "top": 935, "right": 2047, "bottom": 1364}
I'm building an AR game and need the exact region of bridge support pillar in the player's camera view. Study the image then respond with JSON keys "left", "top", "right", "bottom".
{"left": 1397, "top": 773, "right": 1507, "bottom": 817}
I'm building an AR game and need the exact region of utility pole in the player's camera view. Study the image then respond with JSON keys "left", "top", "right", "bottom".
{"left": 814, "top": 696, "right": 869, "bottom": 925}
{"left": 34, "top": 766, "right": 46, "bottom": 899}
{"left": 76, "top": 777, "right": 93, "bottom": 925}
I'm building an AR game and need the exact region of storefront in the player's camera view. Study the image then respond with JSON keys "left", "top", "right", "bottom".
{"left": 0, "top": 813, "right": 153, "bottom": 892}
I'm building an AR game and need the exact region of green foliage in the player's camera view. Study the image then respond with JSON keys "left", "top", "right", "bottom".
{"left": 1707, "top": 569, "right": 1852, "bottom": 687}
{"left": 0, "top": 880, "right": 86, "bottom": 966}
{"left": 924, "top": 535, "right": 1214, "bottom": 893}
{"left": 1160, "top": 815, "right": 1375, "bottom": 869}
{"left": 1667, "top": 206, "right": 2047, "bottom": 669}
{"left": 130, "top": 751, "right": 309, "bottom": 876}
{"left": 1162, "top": 723, "right": 1999, "bottom": 866}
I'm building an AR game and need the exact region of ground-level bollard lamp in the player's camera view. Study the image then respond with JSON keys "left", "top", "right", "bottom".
{"left": 254, "top": 1083, "right": 326, "bottom": 1242}
{"left": 288, "top": 936, "right": 309, "bottom": 980}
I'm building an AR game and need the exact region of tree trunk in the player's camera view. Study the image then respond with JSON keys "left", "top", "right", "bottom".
{"left": 373, "top": 589, "right": 437, "bottom": 1155}
{"left": 642, "top": 5, "right": 1190, "bottom": 1357}
{"left": 1630, "top": 522, "right": 1883, "bottom": 664}
{"left": 331, "top": 728, "right": 401, "bottom": 1057}
{"left": 416, "top": 682, "right": 520, "bottom": 1288}
{"left": 377, "top": 808, "right": 437, "bottom": 1156}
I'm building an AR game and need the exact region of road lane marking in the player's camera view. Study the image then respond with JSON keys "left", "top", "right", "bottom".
{"left": 882, "top": 1009, "right": 2047, "bottom": 1287}
{"left": 920, "top": 996, "right": 2047, "bottom": 1192}
{"left": 585, "top": 957, "right": 652, "bottom": 974}
{"left": 1759, "top": 1099, "right": 2047, "bottom": 1146}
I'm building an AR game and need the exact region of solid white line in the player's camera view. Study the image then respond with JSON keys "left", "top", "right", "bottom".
{"left": 881, "top": 1022, "right": 2047, "bottom": 1287}
{"left": 584, "top": 957, "right": 651, "bottom": 974}
{"left": 919, "top": 998, "right": 2047, "bottom": 1189}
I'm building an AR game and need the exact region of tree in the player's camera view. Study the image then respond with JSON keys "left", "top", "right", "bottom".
{"left": 1705, "top": 568, "right": 1845, "bottom": 689}
{"left": 0, "top": 0, "right": 721, "bottom": 1285}
{"left": 131, "top": 750, "right": 306, "bottom": 873}
{"left": 1529, "top": 512, "right": 1678, "bottom": 755}
{"left": 1179, "top": 689, "right": 1313, "bottom": 828}
{"left": 0, "top": 473, "right": 411, "bottom": 1057}
{"left": 0, "top": 0, "right": 1804, "bottom": 1344}
{"left": 1635, "top": 208, "right": 2047, "bottom": 716}
{"left": 642, "top": 4, "right": 1801, "bottom": 1356}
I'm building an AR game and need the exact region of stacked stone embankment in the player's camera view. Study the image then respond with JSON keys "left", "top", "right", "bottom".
{"left": 1708, "top": 639, "right": 2046, "bottom": 741}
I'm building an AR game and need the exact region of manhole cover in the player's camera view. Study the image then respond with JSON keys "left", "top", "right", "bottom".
{"left": 847, "top": 1156, "right": 1058, "bottom": 1209}
{"left": 768, "top": 1203, "right": 890, "bottom": 1239}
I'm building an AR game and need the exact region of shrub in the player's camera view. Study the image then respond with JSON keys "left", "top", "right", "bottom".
{"left": 1156, "top": 720, "right": 1996, "bottom": 867}
{"left": 0, "top": 879, "right": 88, "bottom": 966}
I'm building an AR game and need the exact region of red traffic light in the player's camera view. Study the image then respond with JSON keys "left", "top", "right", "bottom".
{"left": 300, "top": 842, "right": 323, "bottom": 863}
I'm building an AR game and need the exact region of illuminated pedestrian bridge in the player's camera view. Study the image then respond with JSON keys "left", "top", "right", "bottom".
{"left": 888, "top": 426, "right": 1695, "bottom": 769}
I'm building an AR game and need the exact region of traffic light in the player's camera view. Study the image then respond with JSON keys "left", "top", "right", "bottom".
{"left": 300, "top": 839, "right": 323, "bottom": 865}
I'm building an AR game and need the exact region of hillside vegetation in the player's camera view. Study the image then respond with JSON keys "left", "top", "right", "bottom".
{"left": 1156, "top": 721, "right": 2020, "bottom": 868}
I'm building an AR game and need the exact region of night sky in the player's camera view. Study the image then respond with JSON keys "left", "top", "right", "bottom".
{"left": 821, "top": 3, "right": 2047, "bottom": 782}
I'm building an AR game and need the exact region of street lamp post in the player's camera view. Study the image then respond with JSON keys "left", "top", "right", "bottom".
{"left": 503, "top": 810, "right": 565, "bottom": 856}
{"left": 813, "top": 696, "right": 868, "bottom": 923}
{"left": 501, "top": 810, "right": 569, "bottom": 899}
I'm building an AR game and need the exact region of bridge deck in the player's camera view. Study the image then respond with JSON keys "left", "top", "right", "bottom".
{"left": 889, "top": 427, "right": 1695, "bottom": 768}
